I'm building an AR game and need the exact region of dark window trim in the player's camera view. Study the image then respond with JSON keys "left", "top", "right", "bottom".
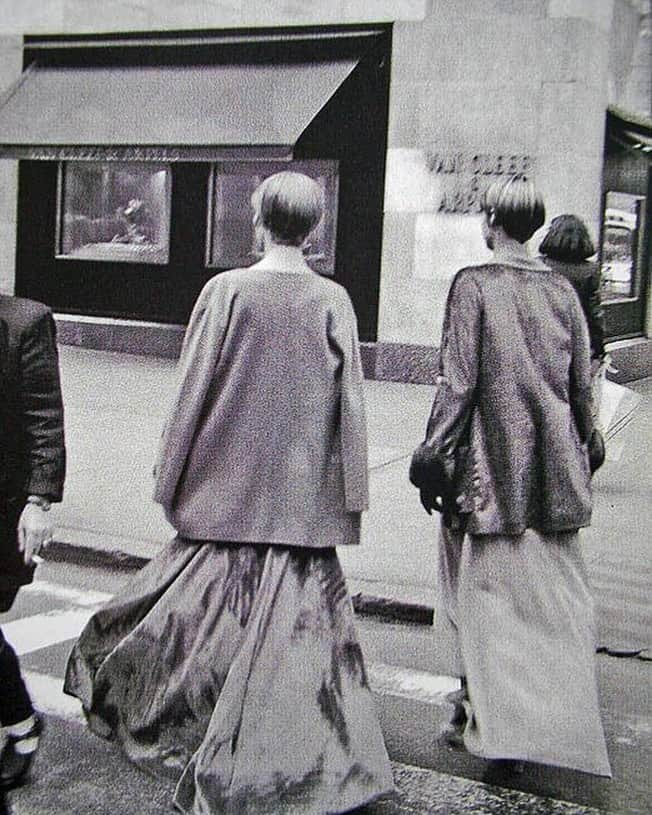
{"left": 15, "top": 24, "right": 392, "bottom": 341}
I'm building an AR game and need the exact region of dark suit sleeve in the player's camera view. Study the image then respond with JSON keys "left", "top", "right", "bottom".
{"left": 20, "top": 311, "right": 66, "bottom": 500}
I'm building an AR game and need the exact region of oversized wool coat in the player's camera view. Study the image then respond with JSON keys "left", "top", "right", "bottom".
{"left": 154, "top": 262, "right": 368, "bottom": 548}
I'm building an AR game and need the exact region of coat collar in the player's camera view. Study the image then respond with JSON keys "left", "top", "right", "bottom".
{"left": 249, "top": 245, "right": 314, "bottom": 275}
{"left": 490, "top": 248, "right": 550, "bottom": 273}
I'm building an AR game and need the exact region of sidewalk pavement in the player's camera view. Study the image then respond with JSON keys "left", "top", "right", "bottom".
{"left": 47, "top": 344, "right": 440, "bottom": 618}
{"left": 46, "top": 345, "right": 652, "bottom": 627}
{"left": 8, "top": 715, "right": 611, "bottom": 815}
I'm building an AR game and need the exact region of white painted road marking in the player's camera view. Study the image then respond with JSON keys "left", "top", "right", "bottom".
{"left": 22, "top": 670, "right": 85, "bottom": 722}
{"left": 21, "top": 579, "right": 112, "bottom": 607}
{"left": 368, "top": 663, "right": 460, "bottom": 703}
{"left": 6, "top": 580, "right": 459, "bottom": 720}
{"left": 4, "top": 609, "right": 100, "bottom": 656}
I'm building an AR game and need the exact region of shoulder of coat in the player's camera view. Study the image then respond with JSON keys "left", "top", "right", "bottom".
{"left": 198, "top": 268, "right": 249, "bottom": 300}
{"left": 312, "top": 274, "right": 353, "bottom": 307}
{"left": 543, "top": 258, "right": 597, "bottom": 284}
{"left": 532, "top": 261, "right": 582, "bottom": 298}
{"left": 455, "top": 263, "right": 496, "bottom": 280}
{"left": 449, "top": 265, "right": 488, "bottom": 295}
{"left": 0, "top": 294, "right": 51, "bottom": 332}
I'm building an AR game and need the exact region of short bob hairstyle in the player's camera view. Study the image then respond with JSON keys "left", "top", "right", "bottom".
{"left": 539, "top": 214, "right": 596, "bottom": 262}
{"left": 251, "top": 171, "right": 323, "bottom": 246}
{"left": 481, "top": 174, "right": 546, "bottom": 244}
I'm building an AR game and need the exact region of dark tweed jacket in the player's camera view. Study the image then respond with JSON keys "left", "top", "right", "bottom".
{"left": 411, "top": 260, "right": 595, "bottom": 536}
{"left": 1, "top": 295, "right": 65, "bottom": 583}
{"left": 543, "top": 258, "right": 606, "bottom": 361}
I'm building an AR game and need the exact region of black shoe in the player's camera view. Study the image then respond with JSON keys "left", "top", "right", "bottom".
{"left": 482, "top": 758, "right": 526, "bottom": 786}
{"left": 439, "top": 687, "right": 468, "bottom": 750}
{"left": 0, "top": 715, "right": 43, "bottom": 790}
{"left": 439, "top": 722, "right": 466, "bottom": 750}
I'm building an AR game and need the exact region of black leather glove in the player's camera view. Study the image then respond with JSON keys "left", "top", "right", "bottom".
{"left": 419, "top": 488, "right": 443, "bottom": 516}
{"left": 588, "top": 428, "right": 606, "bottom": 474}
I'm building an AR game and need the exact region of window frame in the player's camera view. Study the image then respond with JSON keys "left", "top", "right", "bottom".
{"left": 205, "top": 159, "right": 339, "bottom": 276}
{"left": 54, "top": 160, "right": 173, "bottom": 266}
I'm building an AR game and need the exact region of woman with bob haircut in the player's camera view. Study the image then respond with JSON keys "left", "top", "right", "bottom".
{"left": 410, "top": 175, "right": 611, "bottom": 781}
{"left": 539, "top": 214, "right": 607, "bottom": 428}
{"left": 539, "top": 213, "right": 606, "bottom": 364}
{"left": 65, "top": 171, "right": 394, "bottom": 814}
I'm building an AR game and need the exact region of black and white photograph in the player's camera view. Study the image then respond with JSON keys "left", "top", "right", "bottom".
{"left": 0, "top": 2, "right": 650, "bottom": 813}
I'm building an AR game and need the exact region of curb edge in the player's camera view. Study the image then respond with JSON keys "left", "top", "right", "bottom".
{"left": 44, "top": 539, "right": 435, "bottom": 625}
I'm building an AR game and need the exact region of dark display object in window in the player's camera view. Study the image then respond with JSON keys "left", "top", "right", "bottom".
{"left": 57, "top": 162, "right": 171, "bottom": 265}
{"left": 208, "top": 160, "right": 338, "bottom": 275}
{"left": 14, "top": 26, "right": 392, "bottom": 339}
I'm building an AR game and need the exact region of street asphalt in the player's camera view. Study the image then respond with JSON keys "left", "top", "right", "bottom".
{"left": 46, "top": 344, "right": 651, "bottom": 640}
{"left": 46, "top": 344, "right": 440, "bottom": 615}
{"left": 6, "top": 715, "right": 611, "bottom": 815}
{"left": 7, "top": 344, "right": 651, "bottom": 814}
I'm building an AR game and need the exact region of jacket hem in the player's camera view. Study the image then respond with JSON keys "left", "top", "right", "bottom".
{"left": 464, "top": 519, "right": 592, "bottom": 537}
{"left": 170, "top": 531, "right": 361, "bottom": 548}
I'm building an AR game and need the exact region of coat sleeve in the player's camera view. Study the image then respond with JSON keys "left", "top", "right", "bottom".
{"left": 20, "top": 310, "right": 66, "bottom": 501}
{"left": 153, "top": 277, "right": 231, "bottom": 510}
{"left": 568, "top": 291, "right": 594, "bottom": 445}
{"left": 411, "top": 271, "right": 482, "bottom": 489}
{"left": 586, "top": 265, "right": 606, "bottom": 361}
{"left": 329, "top": 290, "right": 369, "bottom": 513}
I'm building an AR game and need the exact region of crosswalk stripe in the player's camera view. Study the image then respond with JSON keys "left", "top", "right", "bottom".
{"left": 21, "top": 579, "right": 113, "bottom": 607}
{"left": 20, "top": 662, "right": 460, "bottom": 726}
{"left": 22, "top": 670, "right": 85, "bottom": 722}
{"left": 4, "top": 608, "right": 99, "bottom": 656}
{"left": 367, "top": 663, "right": 459, "bottom": 703}
{"left": 7, "top": 580, "right": 460, "bottom": 717}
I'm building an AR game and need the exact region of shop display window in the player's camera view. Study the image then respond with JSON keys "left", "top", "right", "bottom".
{"left": 600, "top": 191, "right": 646, "bottom": 300}
{"left": 57, "top": 162, "right": 171, "bottom": 264}
{"left": 207, "top": 160, "right": 338, "bottom": 275}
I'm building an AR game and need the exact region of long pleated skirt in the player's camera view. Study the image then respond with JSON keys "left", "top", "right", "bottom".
{"left": 435, "top": 522, "right": 612, "bottom": 777}
{"left": 64, "top": 537, "right": 394, "bottom": 814}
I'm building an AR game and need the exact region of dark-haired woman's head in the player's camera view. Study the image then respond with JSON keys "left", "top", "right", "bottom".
{"left": 251, "top": 171, "right": 323, "bottom": 247}
{"left": 481, "top": 175, "right": 546, "bottom": 245}
{"left": 539, "top": 214, "right": 596, "bottom": 262}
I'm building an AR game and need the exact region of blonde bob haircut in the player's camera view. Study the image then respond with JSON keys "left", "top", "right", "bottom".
{"left": 481, "top": 174, "right": 546, "bottom": 244}
{"left": 251, "top": 171, "right": 323, "bottom": 246}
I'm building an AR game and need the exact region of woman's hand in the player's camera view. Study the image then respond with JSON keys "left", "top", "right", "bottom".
{"left": 419, "top": 488, "right": 444, "bottom": 516}
{"left": 18, "top": 502, "right": 53, "bottom": 565}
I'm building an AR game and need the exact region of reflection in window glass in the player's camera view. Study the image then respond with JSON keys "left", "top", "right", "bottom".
{"left": 58, "top": 162, "right": 171, "bottom": 264}
{"left": 208, "top": 160, "right": 338, "bottom": 275}
{"left": 600, "top": 191, "right": 644, "bottom": 300}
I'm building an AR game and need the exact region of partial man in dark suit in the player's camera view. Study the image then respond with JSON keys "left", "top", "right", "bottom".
{"left": 0, "top": 294, "right": 65, "bottom": 793}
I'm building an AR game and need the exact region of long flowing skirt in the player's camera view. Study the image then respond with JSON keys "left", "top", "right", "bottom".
{"left": 435, "top": 522, "right": 611, "bottom": 777}
{"left": 64, "top": 537, "right": 394, "bottom": 814}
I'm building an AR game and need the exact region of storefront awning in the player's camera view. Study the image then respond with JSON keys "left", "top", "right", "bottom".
{"left": 0, "top": 59, "right": 358, "bottom": 161}
{"left": 607, "top": 106, "right": 652, "bottom": 156}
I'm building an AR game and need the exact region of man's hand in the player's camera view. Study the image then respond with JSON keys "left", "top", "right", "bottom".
{"left": 17, "top": 502, "right": 53, "bottom": 565}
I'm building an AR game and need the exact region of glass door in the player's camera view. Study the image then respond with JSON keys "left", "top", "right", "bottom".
{"left": 599, "top": 172, "right": 651, "bottom": 340}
